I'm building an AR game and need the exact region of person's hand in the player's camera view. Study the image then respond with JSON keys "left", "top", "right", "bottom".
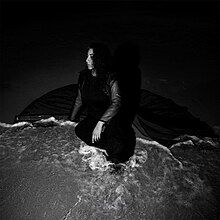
{"left": 92, "top": 121, "right": 105, "bottom": 143}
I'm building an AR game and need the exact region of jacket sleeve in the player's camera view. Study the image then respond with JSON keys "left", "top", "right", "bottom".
{"left": 69, "top": 72, "right": 84, "bottom": 121}
{"left": 99, "top": 80, "right": 121, "bottom": 123}
{"left": 69, "top": 88, "right": 82, "bottom": 121}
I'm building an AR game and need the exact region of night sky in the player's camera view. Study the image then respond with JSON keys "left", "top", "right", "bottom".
{"left": 1, "top": 0, "right": 220, "bottom": 126}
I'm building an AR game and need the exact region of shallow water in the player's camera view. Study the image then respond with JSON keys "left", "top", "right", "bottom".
{"left": 0, "top": 118, "right": 219, "bottom": 220}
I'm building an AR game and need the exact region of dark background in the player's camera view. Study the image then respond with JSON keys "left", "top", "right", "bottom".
{"left": 1, "top": 0, "right": 219, "bottom": 126}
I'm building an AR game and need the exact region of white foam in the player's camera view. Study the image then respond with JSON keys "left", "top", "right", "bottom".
{"left": 173, "top": 134, "right": 219, "bottom": 147}
{"left": 0, "top": 121, "right": 32, "bottom": 128}
{"left": 59, "top": 121, "right": 78, "bottom": 127}
{"left": 136, "top": 137, "right": 183, "bottom": 169}
{"left": 170, "top": 140, "right": 194, "bottom": 148}
{"left": 78, "top": 142, "right": 112, "bottom": 171}
{"left": 136, "top": 138, "right": 171, "bottom": 154}
{"left": 36, "top": 117, "right": 57, "bottom": 123}
{"left": 35, "top": 117, "right": 77, "bottom": 127}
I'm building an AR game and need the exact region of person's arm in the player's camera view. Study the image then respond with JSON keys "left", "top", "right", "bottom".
{"left": 92, "top": 80, "right": 121, "bottom": 143}
{"left": 69, "top": 89, "right": 83, "bottom": 122}
{"left": 69, "top": 71, "right": 85, "bottom": 122}
{"left": 100, "top": 80, "right": 121, "bottom": 123}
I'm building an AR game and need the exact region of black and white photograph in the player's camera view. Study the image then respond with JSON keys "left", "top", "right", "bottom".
{"left": 0, "top": 0, "right": 220, "bottom": 219}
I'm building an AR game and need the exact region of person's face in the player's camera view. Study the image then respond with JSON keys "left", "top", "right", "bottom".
{"left": 86, "top": 48, "right": 94, "bottom": 70}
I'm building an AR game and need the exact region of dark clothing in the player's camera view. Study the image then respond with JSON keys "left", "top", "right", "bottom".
{"left": 70, "top": 70, "right": 121, "bottom": 123}
{"left": 75, "top": 115, "right": 135, "bottom": 164}
{"left": 81, "top": 72, "right": 111, "bottom": 120}
{"left": 71, "top": 70, "right": 135, "bottom": 164}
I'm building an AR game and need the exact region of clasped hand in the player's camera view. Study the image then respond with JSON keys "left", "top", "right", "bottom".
{"left": 92, "top": 121, "right": 105, "bottom": 143}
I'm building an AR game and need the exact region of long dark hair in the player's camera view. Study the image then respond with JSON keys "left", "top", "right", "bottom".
{"left": 87, "top": 42, "right": 112, "bottom": 75}
{"left": 84, "top": 43, "right": 114, "bottom": 95}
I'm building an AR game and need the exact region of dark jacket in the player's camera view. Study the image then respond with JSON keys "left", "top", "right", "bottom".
{"left": 70, "top": 70, "right": 121, "bottom": 123}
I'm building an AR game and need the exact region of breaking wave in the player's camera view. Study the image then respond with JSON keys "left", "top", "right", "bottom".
{"left": 0, "top": 118, "right": 219, "bottom": 219}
